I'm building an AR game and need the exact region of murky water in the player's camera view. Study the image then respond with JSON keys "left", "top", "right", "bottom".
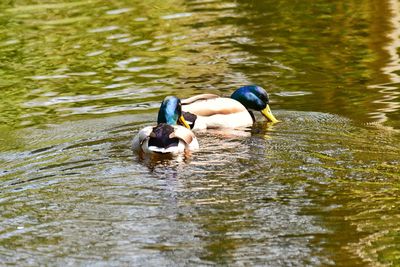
{"left": 1, "top": 0, "right": 400, "bottom": 266}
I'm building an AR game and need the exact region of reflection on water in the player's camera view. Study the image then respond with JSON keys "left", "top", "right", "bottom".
{"left": 1, "top": 0, "right": 400, "bottom": 266}
{"left": 368, "top": 0, "right": 400, "bottom": 127}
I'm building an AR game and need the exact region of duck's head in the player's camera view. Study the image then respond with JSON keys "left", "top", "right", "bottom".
{"left": 231, "top": 85, "right": 279, "bottom": 123}
{"left": 157, "top": 96, "right": 191, "bottom": 128}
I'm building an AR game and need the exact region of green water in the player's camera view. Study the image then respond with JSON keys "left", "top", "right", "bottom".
{"left": 1, "top": 0, "right": 400, "bottom": 265}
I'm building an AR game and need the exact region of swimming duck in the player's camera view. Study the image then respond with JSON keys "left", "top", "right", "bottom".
{"left": 132, "top": 96, "right": 199, "bottom": 154}
{"left": 181, "top": 85, "right": 279, "bottom": 129}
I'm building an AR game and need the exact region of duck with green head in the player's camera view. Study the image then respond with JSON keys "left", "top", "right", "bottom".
{"left": 132, "top": 96, "right": 199, "bottom": 154}
{"left": 181, "top": 85, "right": 279, "bottom": 129}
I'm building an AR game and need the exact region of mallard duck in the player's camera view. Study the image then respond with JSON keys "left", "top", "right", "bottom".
{"left": 132, "top": 96, "right": 199, "bottom": 154}
{"left": 181, "top": 85, "right": 279, "bottom": 129}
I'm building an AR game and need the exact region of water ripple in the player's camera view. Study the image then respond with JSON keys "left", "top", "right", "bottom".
{"left": 1, "top": 0, "right": 400, "bottom": 266}
{"left": 106, "top": 8, "right": 132, "bottom": 15}
{"left": 161, "top": 12, "right": 192, "bottom": 20}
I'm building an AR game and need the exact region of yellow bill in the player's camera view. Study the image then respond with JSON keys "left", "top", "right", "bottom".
{"left": 179, "top": 115, "right": 191, "bottom": 129}
{"left": 261, "top": 104, "right": 280, "bottom": 123}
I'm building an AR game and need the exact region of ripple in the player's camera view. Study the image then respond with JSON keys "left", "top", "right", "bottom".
{"left": 117, "top": 37, "right": 134, "bottom": 43}
{"left": 106, "top": 8, "right": 132, "bottom": 15}
{"left": 129, "top": 40, "right": 152, "bottom": 46}
{"left": 39, "top": 16, "right": 90, "bottom": 26}
{"left": 5, "top": 1, "right": 89, "bottom": 12}
{"left": 103, "top": 82, "right": 134, "bottom": 89}
{"left": 115, "top": 57, "right": 142, "bottom": 69}
{"left": 126, "top": 65, "right": 163, "bottom": 72}
{"left": 0, "top": 39, "right": 20, "bottom": 46}
{"left": 275, "top": 91, "right": 313, "bottom": 97}
{"left": 107, "top": 33, "right": 131, "bottom": 40}
{"left": 23, "top": 86, "right": 158, "bottom": 108}
{"left": 88, "top": 26, "right": 119, "bottom": 33}
{"left": 112, "top": 76, "right": 132, "bottom": 82}
{"left": 67, "top": 72, "right": 97, "bottom": 76}
{"left": 161, "top": 12, "right": 192, "bottom": 20}
{"left": 29, "top": 75, "right": 69, "bottom": 80}
{"left": 86, "top": 50, "right": 105, "bottom": 57}
{"left": 2, "top": 0, "right": 400, "bottom": 265}
{"left": 134, "top": 17, "right": 148, "bottom": 22}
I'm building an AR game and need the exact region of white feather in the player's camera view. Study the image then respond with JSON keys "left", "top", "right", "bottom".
{"left": 192, "top": 112, "right": 253, "bottom": 129}
{"left": 182, "top": 97, "right": 253, "bottom": 129}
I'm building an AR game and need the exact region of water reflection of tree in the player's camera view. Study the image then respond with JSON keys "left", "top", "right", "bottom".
{"left": 233, "top": 1, "right": 400, "bottom": 266}
{"left": 235, "top": 0, "right": 400, "bottom": 129}
{"left": 367, "top": 0, "right": 400, "bottom": 128}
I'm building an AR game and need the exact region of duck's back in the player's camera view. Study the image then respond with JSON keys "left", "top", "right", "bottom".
{"left": 132, "top": 124, "right": 199, "bottom": 154}
{"left": 182, "top": 95, "right": 253, "bottom": 129}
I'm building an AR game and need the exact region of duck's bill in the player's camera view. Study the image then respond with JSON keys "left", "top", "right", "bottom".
{"left": 179, "top": 115, "right": 191, "bottom": 129}
{"left": 261, "top": 105, "right": 280, "bottom": 123}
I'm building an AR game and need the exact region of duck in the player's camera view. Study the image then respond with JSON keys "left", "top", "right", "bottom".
{"left": 132, "top": 96, "right": 199, "bottom": 154}
{"left": 180, "top": 85, "right": 279, "bottom": 129}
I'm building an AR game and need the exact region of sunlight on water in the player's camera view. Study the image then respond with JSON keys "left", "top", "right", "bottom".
{"left": 1, "top": 0, "right": 400, "bottom": 266}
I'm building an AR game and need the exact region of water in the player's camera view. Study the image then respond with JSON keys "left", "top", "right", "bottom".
{"left": 1, "top": 0, "right": 400, "bottom": 266}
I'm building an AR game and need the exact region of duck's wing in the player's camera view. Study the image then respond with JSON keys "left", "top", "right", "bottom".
{"left": 181, "top": 94, "right": 219, "bottom": 105}
{"left": 182, "top": 97, "right": 247, "bottom": 117}
{"left": 170, "top": 125, "right": 199, "bottom": 150}
{"left": 132, "top": 126, "right": 153, "bottom": 151}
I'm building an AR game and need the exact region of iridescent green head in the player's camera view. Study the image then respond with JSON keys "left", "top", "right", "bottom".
{"left": 157, "top": 96, "right": 190, "bottom": 128}
{"left": 231, "top": 85, "right": 279, "bottom": 123}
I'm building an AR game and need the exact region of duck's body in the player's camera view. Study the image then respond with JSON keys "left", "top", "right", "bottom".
{"left": 182, "top": 95, "right": 253, "bottom": 129}
{"left": 181, "top": 85, "right": 279, "bottom": 129}
{"left": 132, "top": 96, "right": 199, "bottom": 155}
{"left": 132, "top": 123, "right": 199, "bottom": 154}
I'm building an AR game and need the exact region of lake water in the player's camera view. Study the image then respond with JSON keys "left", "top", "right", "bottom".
{"left": 1, "top": 0, "right": 399, "bottom": 266}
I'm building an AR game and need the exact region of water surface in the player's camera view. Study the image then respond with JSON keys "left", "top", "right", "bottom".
{"left": 1, "top": 0, "right": 400, "bottom": 266}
